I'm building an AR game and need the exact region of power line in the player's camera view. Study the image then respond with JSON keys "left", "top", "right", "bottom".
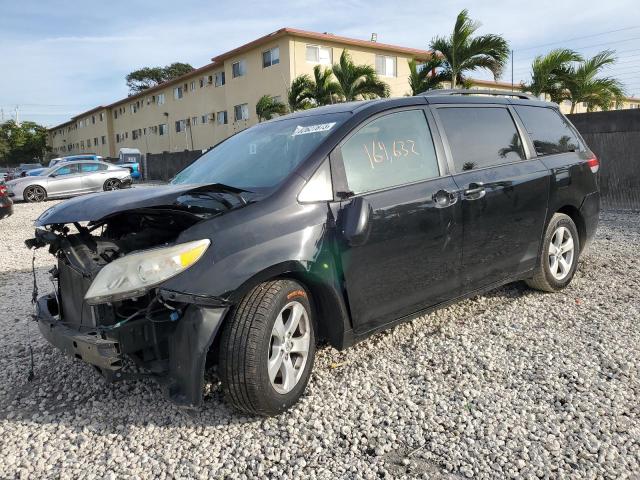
{"left": 514, "top": 25, "right": 640, "bottom": 52}
{"left": 516, "top": 44, "right": 640, "bottom": 63}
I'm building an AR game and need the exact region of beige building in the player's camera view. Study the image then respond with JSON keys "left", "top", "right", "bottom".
{"left": 48, "top": 27, "right": 640, "bottom": 158}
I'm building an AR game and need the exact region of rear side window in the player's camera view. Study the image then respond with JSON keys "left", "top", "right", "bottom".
{"left": 514, "top": 106, "right": 580, "bottom": 156}
{"left": 438, "top": 107, "right": 526, "bottom": 172}
{"left": 54, "top": 164, "right": 79, "bottom": 176}
{"left": 340, "top": 109, "right": 439, "bottom": 194}
{"left": 80, "top": 163, "right": 107, "bottom": 173}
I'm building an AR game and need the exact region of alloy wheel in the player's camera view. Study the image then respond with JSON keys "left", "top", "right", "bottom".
{"left": 268, "top": 301, "right": 311, "bottom": 394}
{"left": 26, "top": 186, "right": 46, "bottom": 202}
{"left": 105, "top": 179, "right": 120, "bottom": 191}
{"left": 548, "top": 226, "right": 574, "bottom": 280}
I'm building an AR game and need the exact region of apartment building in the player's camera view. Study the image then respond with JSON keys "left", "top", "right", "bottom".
{"left": 48, "top": 27, "right": 640, "bottom": 157}
{"left": 49, "top": 28, "right": 432, "bottom": 157}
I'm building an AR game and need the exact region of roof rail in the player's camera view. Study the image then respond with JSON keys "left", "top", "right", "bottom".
{"left": 421, "top": 89, "right": 536, "bottom": 100}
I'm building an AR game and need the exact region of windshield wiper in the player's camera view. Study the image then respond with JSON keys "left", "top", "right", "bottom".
{"left": 193, "top": 183, "right": 252, "bottom": 205}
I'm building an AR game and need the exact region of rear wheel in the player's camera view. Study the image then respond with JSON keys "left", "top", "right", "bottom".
{"left": 103, "top": 178, "right": 121, "bottom": 191}
{"left": 24, "top": 185, "right": 47, "bottom": 203}
{"left": 218, "top": 279, "right": 316, "bottom": 416}
{"left": 526, "top": 213, "right": 580, "bottom": 292}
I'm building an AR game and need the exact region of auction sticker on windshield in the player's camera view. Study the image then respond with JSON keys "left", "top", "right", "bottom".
{"left": 292, "top": 122, "right": 336, "bottom": 136}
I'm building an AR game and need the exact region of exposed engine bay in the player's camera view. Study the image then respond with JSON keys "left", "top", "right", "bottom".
{"left": 28, "top": 187, "right": 250, "bottom": 407}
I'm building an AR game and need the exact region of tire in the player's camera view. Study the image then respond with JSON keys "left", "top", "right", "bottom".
{"left": 103, "top": 178, "right": 121, "bottom": 191}
{"left": 24, "top": 185, "right": 47, "bottom": 203}
{"left": 526, "top": 213, "right": 580, "bottom": 292}
{"left": 218, "top": 279, "right": 316, "bottom": 416}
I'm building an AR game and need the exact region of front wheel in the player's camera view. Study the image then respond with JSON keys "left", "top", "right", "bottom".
{"left": 24, "top": 185, "right": 47, "bottom": 203}
{"left": 103, "top": 178, "right": 121, "bottom": 191}
{"left": 526, "top": 213, "right": 580, "bottom": 292}
{"left": 218, "top": 280, "right": 316, "bottom": 416}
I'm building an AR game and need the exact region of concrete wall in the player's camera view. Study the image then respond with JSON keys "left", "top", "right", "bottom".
{"left": 568, "top": 110, "right": 640, "bottom": 210}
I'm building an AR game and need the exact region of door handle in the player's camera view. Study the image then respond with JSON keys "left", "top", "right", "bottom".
{"left": 432, "top": 189, "right": 458, "bottom": 208}
{"left": 463, "top": 182, "right": 486, "bottom": 200}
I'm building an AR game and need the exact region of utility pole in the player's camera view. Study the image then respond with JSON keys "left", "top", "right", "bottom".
{"left": 511, "top": 50, "right": 514, "bottom": 91}
{"left": 14, "top": 105, "right": 20, "bottom": 126}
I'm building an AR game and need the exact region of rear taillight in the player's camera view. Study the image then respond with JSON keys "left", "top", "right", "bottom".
{"left": 586, "top": 155, "right": 599, "bottom": 174}
{"left": 0, "top": 185, "right": 6, "bottom": 196}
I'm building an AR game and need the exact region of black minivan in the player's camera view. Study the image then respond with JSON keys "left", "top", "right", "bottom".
{"left": 31, "top": 90, "right": 599, "bottom": 415}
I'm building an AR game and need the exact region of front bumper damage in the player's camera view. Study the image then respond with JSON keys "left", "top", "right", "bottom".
{"left": 35, "top": 289, "right": 228, "bottom": 407}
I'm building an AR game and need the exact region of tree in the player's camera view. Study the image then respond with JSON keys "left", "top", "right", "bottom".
{"left": 126, "top": 62, "right": 195, "bottom": 94}
{"left": 562, "top": 50, "right": 625, "bottom": 113}
{"left": 331, "top": 50, "right": 389, "bottom": 101}
{"left": 256, "top": 95, "right": 287, "bottom": 122}
{"left": 521, "top": 49, "right": 583, "bottom": 102}
{"left": 0, "top": 120, "right": 50, "bottom": 166}
{"left": 429, "top": 9, "right": 510, "bottom": 88}
{"left": 407, "top": 57, "right": 447, "bottom": 95}
{"left": 308, "top": 65, "right": 341, "bottom": 106}
{"left": 288, "top": 74, "right": 314, "bottom": 111}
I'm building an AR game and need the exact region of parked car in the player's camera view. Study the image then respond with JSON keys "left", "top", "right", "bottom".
{"left": 49, "top": 154, "right": 103, "bottom": 168}
{"left": 0, "top": 182, "right": 13, "bottom": 219}
{"left": 6, "top": 163, "right": 43, "bottom": 180}
{"left": 6, "top": 160, "right": 131, "bottom": 202}
{"left": 29, "top": 91, "right": 599, "bottom": 416}
{"left": 114, "top": 148, "right": 142, "bottom": 179}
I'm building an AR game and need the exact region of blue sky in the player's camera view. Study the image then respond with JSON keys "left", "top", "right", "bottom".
{"left": 1, "top": 0, "right": 639, "bottom": 126}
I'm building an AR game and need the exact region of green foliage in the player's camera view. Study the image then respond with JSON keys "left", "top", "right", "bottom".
{"left": 255, "top": 95, "right": 288, "bottom": 122}
{"left": 562, "top": 50, "right": 626, "bottom": 113}
{"left": 288, "top": 74, "right": 314, "bottom": 111}
{"left": 0, "top": 120, "right": 50, "bottom": 166}
{"left": 309, "top": 65, "right": 341, "bottom": 106}
{"left": 429, "top": 9, "right": 510, "bottom": 88}
{"left": 126, "top": 62, "right": 195, "bottom": 94}
{"left": 522, "top": 49, "right": 583, "bottom": 102}
{"left": 332, "top": 50, "right": 390, "bottom": 101}
{"left": 407, "top": 57, "right": 447, "bottom": 95}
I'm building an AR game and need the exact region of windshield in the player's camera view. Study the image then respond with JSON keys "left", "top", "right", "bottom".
{"left": 171, "top": 113, "right": 348, "bottom": 191}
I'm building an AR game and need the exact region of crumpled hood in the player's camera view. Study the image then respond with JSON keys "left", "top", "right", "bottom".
{"left": 35, "top": 184, "right": 242, "bottom": 226}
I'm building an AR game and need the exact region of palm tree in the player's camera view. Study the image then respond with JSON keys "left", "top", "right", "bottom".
{"left": 522, "top": 49, "right": 583, "bottom": 102}
{"left": 407, "top": 57, "right": 447, "bottom": 95}
{"left": 288, "top": 74, "right": 314, "bottom": 112}
{"left": 255, "top": 95, "right": 287, "bottom": 122}
{"left": 429, "top": 9, "right": 510, "bottom": 88}
{"left": 331, "top": 50, "right": 389, "bottom": 101}
{"left": 308, "top": 65, "right": 341, "bottom": 106}
{"left": 562, "top": 50, "right": 625, "bottom": 113}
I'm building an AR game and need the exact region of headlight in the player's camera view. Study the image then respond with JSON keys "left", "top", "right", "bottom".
{"left": 84, "top": 239, "right": 210, "bottom": 305}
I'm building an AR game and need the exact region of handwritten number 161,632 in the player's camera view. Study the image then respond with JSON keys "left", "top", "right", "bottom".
{"left": 363, "top": 140, "right": 419, "bottom": 169}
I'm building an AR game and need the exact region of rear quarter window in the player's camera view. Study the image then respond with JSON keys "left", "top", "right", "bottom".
{"left": 513, "top": 105, "right": 581, "bottom": 156}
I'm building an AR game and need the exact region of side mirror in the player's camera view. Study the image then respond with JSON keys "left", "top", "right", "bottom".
{"left": 342, "top": 196, "right": 372, "bottom": 247}
{"left": 49, "top": 173, "right": 57, "bottom": 178}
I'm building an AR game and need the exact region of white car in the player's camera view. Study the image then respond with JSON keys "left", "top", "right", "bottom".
{"left": 6, "top": 161, "right": 132, "bottom": 202}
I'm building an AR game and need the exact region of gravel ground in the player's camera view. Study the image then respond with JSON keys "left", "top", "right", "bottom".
{"left": 0, "top": 200, "right": 638, "bottom": 479}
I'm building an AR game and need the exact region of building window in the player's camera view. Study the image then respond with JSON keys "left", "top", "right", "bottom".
{"left": 232, "top": 60, "right": 246, "bottom": 78}
{"left": 92, "top": 115, "right": 96, "bottom": 124}
{"left": 157, "top": 93, "right": 165, "bottom": 105}
{"left": 101, "top": 136, "right": 106, "bottom": 145}
{"left": 234, "top": 103, "right": 249, "bottom": 121}
{"left": 262, "top": 47, "right": 280, "bottom": 68}
{"left": 191, "top": 116, "right": 198, "bottom": 126}
{"left": 173, "top": 87, "right": 183, "bottom": 100}
{"left": 158, "top": 123, "right": 167, "bottom": 136}
{"left": 190, "top": 81, "right": 196, "bottom": 91}
{"left": 175, "top": 120, "right": 186, "bottom": 132}
{"left": 132, "top": 130, "right": 139, "bottom": 140}
{"left": 375, "top": 55, "right": 397, "bottom": 77}
{"left": 93, "top": 137, "right": 98, "bottom": 146}
{"left": 215, "top": 71, "right": 225, "bottom": 87}
{"left": 99, "top": 113, "right": 104, "bottom": 121}
{"left": 201, "top": 114, "right": 208, "bottom": 124}
{"left": 199, "top": 77, "right": 205, "bottom": 88}
{"left": 306, "top": 45, "right": 332, "bottom": 65}
{"left": 217, "top": 111, "right": 228, "bottom": 125}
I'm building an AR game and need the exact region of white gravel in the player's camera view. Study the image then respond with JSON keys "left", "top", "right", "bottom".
{"left": 0, "top": 200, "right": 638, "bottom": 479}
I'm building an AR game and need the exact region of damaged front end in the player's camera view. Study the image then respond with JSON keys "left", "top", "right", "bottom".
{"left": 27, "top": 186, "right": 250, "bottom": 407}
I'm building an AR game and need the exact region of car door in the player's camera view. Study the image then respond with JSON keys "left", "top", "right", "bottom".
{"left": 332, "top": 108, "right": 463, "bottom": 334}
{"left": 432, "top": 104, "right": 550, "bottom": 291}
{"left": 79, "top": 162, "right": 109, "bottom": 192}
{"left": 47, "top": 163, "right": 84, "bottom": 197}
